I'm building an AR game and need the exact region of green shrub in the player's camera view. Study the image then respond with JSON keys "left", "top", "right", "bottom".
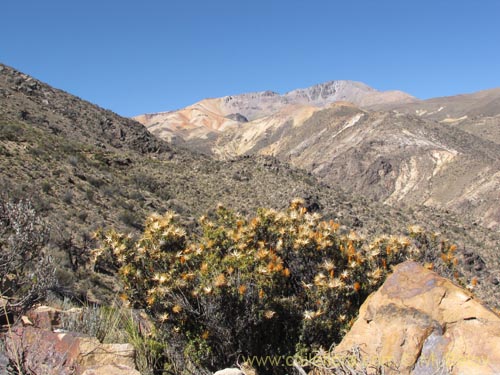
{"left": 93, "top": 200, "right": 458, "bottom": 374}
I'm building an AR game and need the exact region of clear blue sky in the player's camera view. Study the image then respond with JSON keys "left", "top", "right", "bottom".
{"left": 2, "top": 0, "right": 499, "bottom": 117}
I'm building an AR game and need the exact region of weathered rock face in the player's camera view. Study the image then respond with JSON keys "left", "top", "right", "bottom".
{"left": 335, "top": 261, "right": 500, "bottom": 374}
{"left": 3, "top": 307, "right": 140, "bottom": 375}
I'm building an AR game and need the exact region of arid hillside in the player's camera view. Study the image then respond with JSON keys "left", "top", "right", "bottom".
{"left": 1, "top": 62, "right": 498, "bottom": 307}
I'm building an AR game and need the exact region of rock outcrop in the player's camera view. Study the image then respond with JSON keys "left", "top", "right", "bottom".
{"left": 3, "top": 306, "right": 140, "bottom": 375}
{"left": 335, "top": 261, "right": 500, "bottom": 374}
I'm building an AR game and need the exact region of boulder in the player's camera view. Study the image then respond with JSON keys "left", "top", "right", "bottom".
{"left": 335, "top": 261, "right": 500, "bottom": 374}
{"left": 4, "top": 324, "right": 137, "bottom": 375}
{"left": 27, "top": 305, "right": 62, "bottom": 329}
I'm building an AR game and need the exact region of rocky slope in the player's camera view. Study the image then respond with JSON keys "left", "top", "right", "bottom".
{"left": 217, "top": 103, "right": 500, "bottom": 230}
{"left": 377, "top": 88, "right": 500, "bottom": 146}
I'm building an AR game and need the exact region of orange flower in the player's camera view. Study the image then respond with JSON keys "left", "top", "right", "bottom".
{"left": 353, "top": 282, "right": 361, "bottom": 292}
{"left": 238, "top": 285, "right": 247, "bottom": 295}
{"left": 258, "top": 289, "right": 265, "bottom": 299}
{"left": 282, "top": 268, "right": 291, "bottom": 278}
{"left": 214, "top": 274, "right": 227, "bottom": 287}
{"left": 329, "top": 220, "right": 340, "bottom": 231}
{"left": 386, "top": 245, "right": 392, "bottom": 255}
{"left": 200, "top": 263, "right": 209, "bottom": 274}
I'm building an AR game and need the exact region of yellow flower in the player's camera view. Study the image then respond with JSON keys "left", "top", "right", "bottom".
{"left": 370, "top": 268, "right": 383, "bottom": 280}
{"left": 321, "top": 260, "right": 335, "bottom": 272}
{"left": 159, "top": 313, "right": 170, "bottom": 322}
{"left": 314, "top": 273, "right": 327, "bottom": 286}
{"left": 264, "top": 310, "right": 276, "bottom": 319}
{"left": 290, "top": 198, "right": 305, "bottom": 210}
{"left": 328, "top": 278, "right": 344, "bottom": 289}
{"left": 304, "top": 310, "right": 314, "bottom": 320}
{"left": 256, "top": 248, "right": 269, "bottom": 260}
{"left": 172, "top": 304, "right": 182, "bottom": 314}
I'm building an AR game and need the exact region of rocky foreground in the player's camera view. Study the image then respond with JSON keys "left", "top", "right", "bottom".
{"left": 2, "top": 261, "right": 498, "bottom": 375}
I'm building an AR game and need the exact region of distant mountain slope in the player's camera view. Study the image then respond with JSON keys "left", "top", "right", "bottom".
{"left": 134, "top": 80, "right": 415, "bottom": 142}
{"left": 382, "top": 87, "right": 500, "bottom": 121}
{"left": 212, "top": 102, "right": 500, "bottom": 230}
{"left": 381, "top": 88, "right": 500, "bottom": 146}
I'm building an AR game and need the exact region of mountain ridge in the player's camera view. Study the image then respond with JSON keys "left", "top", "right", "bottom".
{"left": 134, "top": 80, "right": 416, "bottom": 142}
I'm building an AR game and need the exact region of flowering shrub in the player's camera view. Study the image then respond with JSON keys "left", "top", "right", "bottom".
{"left": 93, "top": 199, "right": 458, "bottom": 374}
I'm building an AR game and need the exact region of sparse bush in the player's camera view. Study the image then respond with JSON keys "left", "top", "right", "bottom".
{"left": 93, "top": 200, "right": 459, "bottom": 374}
{"left": 68, "top": 155, "right": 79, "bottom": 166}
{"left": 41, "top": 181, "right": 52, "bottom": 194}
{"left": 118, "top": 210, "right": 142, "bottom": 229}
{"left": 62, "top": 190, "right": 73, "bottom": 205}
{"left": 60, "top": 304, "right": 127, "bottom": 343}
{"left": 0, "top": 198, "right": 56, "bottom": 312}
{"left": 57, "top": 233, "right": 92, "bottom": 272}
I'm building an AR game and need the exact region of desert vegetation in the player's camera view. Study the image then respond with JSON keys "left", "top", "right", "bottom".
{"left": 0, "top": 197, "right": 56, "bottom": 313}
{"left": 92, "top": 199, "right": 459, "bottom": 374}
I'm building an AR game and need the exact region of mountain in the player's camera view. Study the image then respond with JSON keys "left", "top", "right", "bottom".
{"left": 134, "top": 80, "right": 415, "bottom": 143}
{"left": 136, "top": 83, "right": 500, "bottom": 231}
{"left": 380, "top": 88, "right": 500, "bottom": 146}
{"left": 1, "top": 63, "right": 499, "bottom": 308}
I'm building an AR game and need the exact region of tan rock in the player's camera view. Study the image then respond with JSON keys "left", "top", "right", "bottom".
{"left": 5, "top": 325, "right": 138, "bottom": 375}
{"left": 335, "top": 261, "right": 500, "bottom": 375}
{"left": 81, "top": 364, "right": 141, "bottom": 375}
{"left": 20, "top": 315, "right": 33, "bottom": 326}
{"left": 78, "top": 338, "right": 136, "bottom": 370}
